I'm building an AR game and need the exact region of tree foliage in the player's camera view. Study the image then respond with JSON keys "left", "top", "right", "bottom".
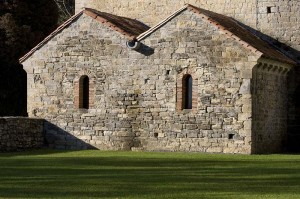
{"left": 0, "top": 0, "right": 60, "bottom": 116}
{"left": 0, "top": 0, "right": 59, "bottom": 64}
{"left": 52, "top": 0, "right": 75, "bottom": 23}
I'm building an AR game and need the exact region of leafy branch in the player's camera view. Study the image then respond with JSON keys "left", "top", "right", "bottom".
{"left": 52, "top": 0, "right": 74, "bottom": 22}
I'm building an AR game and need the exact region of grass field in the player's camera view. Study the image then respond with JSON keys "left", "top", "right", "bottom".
{"left": 0, "top": 150, "right": 299, "bottom": 199}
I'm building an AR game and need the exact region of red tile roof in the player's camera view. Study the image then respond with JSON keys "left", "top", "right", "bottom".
{"left": 84, "top": 8, "right": 149, "bottom": 40}
{"left": 20, "top": 5, "right": 296, "bottom": 65}
{"left": 20, "top": 9, "right": 149, "bottom": 63}
{"left": 187, "top": 5, "right": 296, "bottom": 65}
{"left": 137, "top": 4, "right": 296, "bottom": 65}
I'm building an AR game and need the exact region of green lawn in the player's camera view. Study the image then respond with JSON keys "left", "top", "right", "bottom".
{"left": 0, "top": 150, "right": 299, "bottom": 199}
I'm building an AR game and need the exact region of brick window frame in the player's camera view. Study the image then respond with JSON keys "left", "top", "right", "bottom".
{"left": 74, "top": 74, "right": 95, "bottom": 109}
{"left": 176, "top": 71, "right": 198, "bottom": 112}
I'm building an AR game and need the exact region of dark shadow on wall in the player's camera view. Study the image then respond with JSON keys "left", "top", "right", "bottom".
{"left": 44, "top": 121, "right": 97, "bottom": 150}
{"left": 251, "top": 65, "right": 287, "bottom": 154}
{"left": 287, "top": 67, "right": 300, "bottom": 153}
{"left": 235, "top": 20, "right": 300, "bottom": 153}
{"left": 235, "top": 20, "right": 300, "bottom": 65}
{"left": 134, "top": 43, "right": 155, "bottom": 56}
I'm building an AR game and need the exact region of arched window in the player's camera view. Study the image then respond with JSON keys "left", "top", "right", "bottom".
{"left": 79, "top": 75, "right": 89, "bottom": 109}
{"left": 182, "top": 74, "right": 192, "bottom": 109}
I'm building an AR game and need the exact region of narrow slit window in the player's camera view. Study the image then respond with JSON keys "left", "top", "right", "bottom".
{"left": 182, "top": 74, "right": 193, "bottom": 109}
{"left": 79, "top": 75, "right": 89, "bottom": 109}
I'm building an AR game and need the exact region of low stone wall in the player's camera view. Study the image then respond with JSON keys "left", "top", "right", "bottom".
{"left": 0, "top": 117, "right": 44, "bottom": 152}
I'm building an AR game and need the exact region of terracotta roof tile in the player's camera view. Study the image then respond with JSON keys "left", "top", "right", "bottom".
{"left": 137, "top": 4, "right": 296, "bottom": 65}
{"left": 20, "top": 5, "right": 295, "bottom": 66}
{"left": 20, "top": 9, "right": 149, "bottom": 63}
{"left": 187, "top": 5, "right": 296, "bottom": 65}
{"left": 84, "top": 8, "right": 149, "bottom": 40}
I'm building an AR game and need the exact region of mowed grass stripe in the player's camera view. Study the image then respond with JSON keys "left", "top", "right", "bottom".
{"left": 0, "top": 150, "right": 299, "bottom": 199}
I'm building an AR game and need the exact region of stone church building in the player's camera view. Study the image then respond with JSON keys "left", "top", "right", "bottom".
{"left": 20, "top": 0, "right": 300, "bottom": 154}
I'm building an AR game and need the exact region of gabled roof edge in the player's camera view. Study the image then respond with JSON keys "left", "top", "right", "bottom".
{"left": 83, "top": 8, "right": 137, "bottom": 41}
{"left": 187, "top": 4, "right": 296, "bottom": 65}
{"left": 136, "top": 5, "right": 188, "bottom": 41}
{"left": 135, "top": 4, "right": 262, "bottom": 56}
{"left": 19, "top": 11, "right": 84, "bottom": 63}
{"left": 186, "top": 4, "right": 262, "bottom": 56}
{"left": 136, "top": 4, "right": 295, "bottom": 65}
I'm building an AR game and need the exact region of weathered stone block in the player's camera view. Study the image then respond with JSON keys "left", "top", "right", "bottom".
{"left": 239, "top": 79, "right": 251, "bottom": 94}
{"left": 206, "top": 147, "right": 223, "bottom": 153}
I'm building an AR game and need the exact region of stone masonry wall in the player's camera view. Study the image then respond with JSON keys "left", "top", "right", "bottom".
{"left": 24, "top": 10, "right": 261, "bottom": 154}
{"left": 257, "top": 0, "right": 300, "bottom": 55}
{"left": 76, "top": 0, "right": 257, "bottom": 30}
{"left": 0, "top": 117, "right": 44, "bottom": 152}
{"left": 75, "top": 0, "right": 300, "bottom": 54}
{"left": 252, "top": 59, "right": 291, "bottom": 154}
{"left": 136, "top": 12, "right": 258, "bottom": 154}
{"left": 76, "top": 1, "right": 300, "bottom": 151}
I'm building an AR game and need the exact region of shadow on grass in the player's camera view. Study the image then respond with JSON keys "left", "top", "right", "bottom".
{"left": 0, "top": 149, "right": 79, "bottom": 157}
{"left": 0, "top": 151, "right": 300, "bottom": 198}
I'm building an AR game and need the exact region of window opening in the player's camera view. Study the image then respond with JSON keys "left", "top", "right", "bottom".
{"left": 79, "top": 75, "right": 89, "bottom": 109}
{"left": 228, "top": 134, "right": 235, "bottom": 140}
{"left": 183, "top": 75, "right": 193, "bottom": 109}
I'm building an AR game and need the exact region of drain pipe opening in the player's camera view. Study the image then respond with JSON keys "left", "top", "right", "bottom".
{"left": 126, "top": 40, "right": 141, "bottom": 50}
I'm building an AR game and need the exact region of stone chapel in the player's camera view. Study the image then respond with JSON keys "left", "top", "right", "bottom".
{"left": 20, "top": 0, "right": 300, "bottom": 154}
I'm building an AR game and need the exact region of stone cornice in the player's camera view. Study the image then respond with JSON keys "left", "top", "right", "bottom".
{"left": 257, "top": 57, "right": 294, "bottom": 75}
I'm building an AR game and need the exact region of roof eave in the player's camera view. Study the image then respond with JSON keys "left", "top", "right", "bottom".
{"left": 186, "top": 4, "right": 263, "bottom": 57}
{"left": 136, "top": 5, "right": 189, "bottom": 41}
{"left": 136, "top": 4, "right": 262, "bottom": 57}
{"left": 19, "top": 11, "right": 84, "bottom": 63}
{"left": 83, "top": 8, "right": 137, "bottom": 41}
{"left": 261, "top": 55, "right": 297, "bottom": 66}
{"left": 187, "top": 4, "right": 296, "bottom": 65}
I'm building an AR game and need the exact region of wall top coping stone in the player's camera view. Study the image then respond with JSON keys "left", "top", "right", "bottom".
{"left": 0, "top": 117, "right": 45, "bottom": 121}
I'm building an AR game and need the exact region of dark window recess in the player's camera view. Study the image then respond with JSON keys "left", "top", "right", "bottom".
{"left": 166, "top": 70, "right": 170, "bottom": 75}
{"left": 182, "top": 74, "right": 193, "bottom": 109}
{"left": 228, "top": 134, "right": 235, "bottom": 140}
{"left": 79, "top": 75, "right": 89, "bottom": 109}
{"left": 154, "top": 133, "right": 158, "bottom": 138}
{"left": 267, "top": 7, "right": 272, "bottom": 13}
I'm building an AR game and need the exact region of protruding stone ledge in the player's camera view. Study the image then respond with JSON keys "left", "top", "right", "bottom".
{"left": 257, "top": 58, "right": 294, "bottom": 75}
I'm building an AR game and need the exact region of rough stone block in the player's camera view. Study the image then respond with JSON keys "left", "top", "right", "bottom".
{"left": 239, "top": 79, "right": 251, "bottom": 94}
{"left": 206, "top": 147, "right": 223, "bottom": 153}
